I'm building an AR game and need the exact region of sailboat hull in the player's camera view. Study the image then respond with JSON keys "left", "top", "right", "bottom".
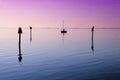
{"left": 61, "top": 30, "right": 67, "bottom": 33}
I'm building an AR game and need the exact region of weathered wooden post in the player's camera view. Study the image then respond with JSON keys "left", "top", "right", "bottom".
{"left": 91, "top": 26, "right": 94, "bottom": 54}
{"left": 18, "top": 27, "right": 23, "bottom": 62}
{"left": 30, "top": 26, "right": 32, "bottom": 42}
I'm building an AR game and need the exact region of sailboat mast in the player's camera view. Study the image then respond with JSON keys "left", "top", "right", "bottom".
{"left": 61, "top": 20, "right": 67, "bottom": 33}
{"left": 62, "top": 20, "right": 64, "bottom": 29}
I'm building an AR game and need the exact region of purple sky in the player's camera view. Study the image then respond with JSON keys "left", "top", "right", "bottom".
{"left": 0, "top": 0, "right": 120, "bottom": 28}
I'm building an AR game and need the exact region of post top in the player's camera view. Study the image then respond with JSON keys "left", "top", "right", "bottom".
{"left": 30, "top": 26, "right": 32, "bottom": 29}
{"left": 18, "top": 27, "right": 23, "bottom": 34}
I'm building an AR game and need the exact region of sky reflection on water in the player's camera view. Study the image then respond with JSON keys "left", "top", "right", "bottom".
{"left": 0, "top": 29, "right": 120, "bottom": 80}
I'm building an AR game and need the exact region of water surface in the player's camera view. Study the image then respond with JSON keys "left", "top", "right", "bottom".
{"left": 0, "top": 29, "right": 120, "bottom": 80}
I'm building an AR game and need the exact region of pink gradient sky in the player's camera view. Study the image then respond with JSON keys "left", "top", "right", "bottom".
{"left": 0, "top": 0, "right": 120, "bottom": 28}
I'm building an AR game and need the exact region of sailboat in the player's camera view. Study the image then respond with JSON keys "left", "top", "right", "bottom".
{"left": 61, "top": 21, "right": 67, "bottom": 33}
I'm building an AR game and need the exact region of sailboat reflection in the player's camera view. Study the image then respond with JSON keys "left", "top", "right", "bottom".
{"left": 91, "top": 26, "right": 94, "bottom": 54}
{"left": 18, "top": 27, "right": 23, "bottom": 62}
{"left": 61, "top": 32, "right": 67, "bottom": 45}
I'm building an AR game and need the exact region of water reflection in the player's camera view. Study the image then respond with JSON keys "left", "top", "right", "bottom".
{"left": 18, "top": 27, "right": 23, "bottom": 62}
{"left": 30, "top": 26, "right": 32, "bottom": 42}
{"left": 61, "top": 32, "right": 67, "bottom": 45}
{"left": 1, "top": 28, "right": 120, "bottom": 80}
{"left": 91, "top": 26, "right": 94, "bottom": 54}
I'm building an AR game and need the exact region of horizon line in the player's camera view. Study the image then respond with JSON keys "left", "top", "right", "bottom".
{"left": 0, "top": 27, "right": 120, "bottom": 29}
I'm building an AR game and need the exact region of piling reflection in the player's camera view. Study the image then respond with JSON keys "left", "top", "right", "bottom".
{"left": 18, "top": 27, "right": 23, "bottom": 62}
{"left": 91, "top": 26, "right": 94, "bottom": 54}
{"left": 30, "top": 26, "right": 32, "bottom": 42}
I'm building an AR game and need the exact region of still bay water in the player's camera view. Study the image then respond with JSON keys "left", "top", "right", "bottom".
{"left": 0, "top": 28, "right": 120, "bottom": 80}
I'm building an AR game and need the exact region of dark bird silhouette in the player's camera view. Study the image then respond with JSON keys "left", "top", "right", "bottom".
{"left": 18, "top": 27, "right": 23, "bottom": 62}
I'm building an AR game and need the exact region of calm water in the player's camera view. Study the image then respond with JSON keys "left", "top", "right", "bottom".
{"left": 0, "top": 28, "right": 120, "bottom": 80}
